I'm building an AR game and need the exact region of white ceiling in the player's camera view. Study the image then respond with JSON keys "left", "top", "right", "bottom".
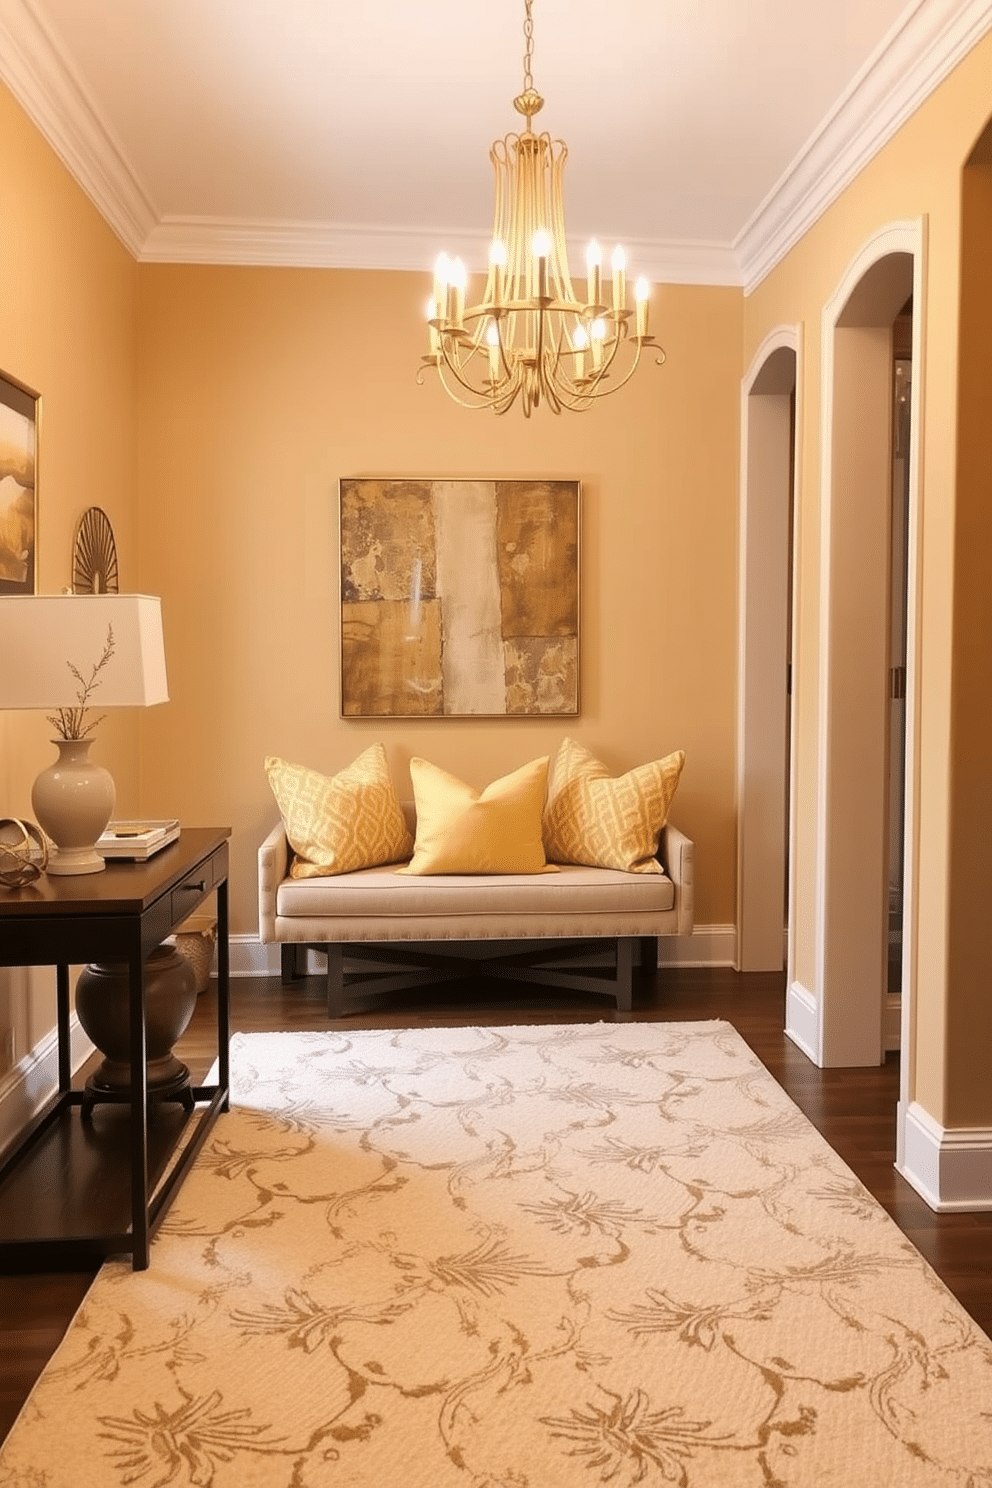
{"left": 0, "top": 0, "right": 989, "bottom": 289}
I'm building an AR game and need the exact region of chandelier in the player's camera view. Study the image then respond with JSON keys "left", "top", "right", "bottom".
{"left": 419, "top": 0, "right": 664, "bottom": 417}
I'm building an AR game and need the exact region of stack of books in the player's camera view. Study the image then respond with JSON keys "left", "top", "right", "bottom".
{"left": 97, "top": 819, "right": 180, "bottom": 860}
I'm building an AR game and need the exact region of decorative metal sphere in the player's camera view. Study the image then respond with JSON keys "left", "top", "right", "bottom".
{"left": 0, "top": 818, "right": 49, "bottom": 888}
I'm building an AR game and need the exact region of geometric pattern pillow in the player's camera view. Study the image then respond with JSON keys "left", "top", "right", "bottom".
{"left": 265, "top": 744, "right": 413, "bottom": 879}
{"left": 542, "top": 736, "right": 685, "bottom": 874}
{"left": 396, "top": 755, "right": 554, "bottom": 875}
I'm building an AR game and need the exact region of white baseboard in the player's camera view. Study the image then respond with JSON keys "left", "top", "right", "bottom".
{"left": 0, "top": 1016, "right": 94, "bottom": 1163}
{"left": 229, "top": 925, "right": 738, "bottom": 978}
{"left": 230, "top": 936, "right": 282, "bottom": 977}
{"left": 786, "top": 981, "right": 904, "bottom": 1068}
{"left": 897, "top": 1099, "right": 992, "bottom": 1211}
{"left": 657, "top": 924, "right": 736, "bottom": 968}
{"left": 785, "top": 980, "right": 819, "bottom": 1062}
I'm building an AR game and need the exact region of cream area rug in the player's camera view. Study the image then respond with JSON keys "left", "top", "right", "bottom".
{"left": 2, "top": 1023, "right": 991, "bottom": 1488}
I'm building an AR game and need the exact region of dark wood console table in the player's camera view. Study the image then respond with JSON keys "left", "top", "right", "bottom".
{"left": 0, "top": 828, "right": 230, "bottom": 1271}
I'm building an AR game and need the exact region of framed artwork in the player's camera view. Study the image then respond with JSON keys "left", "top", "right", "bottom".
{"left": 0, "top": 370, "right": 38, "bottom": 596}
{"left": 340, "top": 477, "right": 579, "bottom": 718}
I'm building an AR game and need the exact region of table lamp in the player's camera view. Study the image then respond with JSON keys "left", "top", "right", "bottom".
{"left": 0, "top": 594, "right": 169, "bottom": 874}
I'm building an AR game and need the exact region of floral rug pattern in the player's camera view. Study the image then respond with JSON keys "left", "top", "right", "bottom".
{"left": 2, "top": 1021, "right": 991, "bottom": 1486}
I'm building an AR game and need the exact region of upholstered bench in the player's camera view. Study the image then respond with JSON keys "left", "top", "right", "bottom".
{"left": 258, "top": 806, "right": 694, "bottom": 1015}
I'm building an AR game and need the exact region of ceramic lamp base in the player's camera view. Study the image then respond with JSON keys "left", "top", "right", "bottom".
{"left": 31, "top": 737, "right": 115, "bottom": 876}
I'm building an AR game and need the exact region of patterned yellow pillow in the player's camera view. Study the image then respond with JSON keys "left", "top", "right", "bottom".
{"left": 397, "top": 756, "right": 555, "bottom": 875}
{"left": 543, "top": 737, "right": 685, "bottom": 874}
{"left": 265, "top": 745, "right": 413, "bottom": 879}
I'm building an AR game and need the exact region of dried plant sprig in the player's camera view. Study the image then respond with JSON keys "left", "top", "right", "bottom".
{"left": 46, "top": 624, "right": 116, "bottom": 740}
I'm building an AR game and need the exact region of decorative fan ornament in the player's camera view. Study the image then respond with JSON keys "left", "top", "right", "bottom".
{"left": 72, "top": 507, "right": 119, "bottom": 594}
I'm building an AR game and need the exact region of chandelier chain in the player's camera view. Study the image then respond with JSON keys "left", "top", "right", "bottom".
{"left": 522, "top": 0, "right": 534, "bottom": 94}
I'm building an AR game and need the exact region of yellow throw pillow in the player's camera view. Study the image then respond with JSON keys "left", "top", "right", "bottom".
{"left": 543, "top": 737, "right": 685, "bottom": 874}
{"left": 397, "top": 756, "right": 555, "bottom": 875}
{"left": 265, "top": 744, "right": 413, "bottom": 879}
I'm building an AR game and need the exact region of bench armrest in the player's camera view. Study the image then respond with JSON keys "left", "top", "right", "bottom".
{"left": 658, "top": 822, "right": 694, "bottom": 936}
{"left": 258, "top": 820, "right": 290, "bottom": 943}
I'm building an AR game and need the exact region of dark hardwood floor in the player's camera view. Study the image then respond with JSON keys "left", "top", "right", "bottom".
{"left": 3, "top": 964, "right": 991, "bottom": 1445}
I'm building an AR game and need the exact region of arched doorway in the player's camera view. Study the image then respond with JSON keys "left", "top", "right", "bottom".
{"left": 737, "top": 330, "right": 800, "bottom": 974}
{"left": 811, "top": 221, "right": 926, "bottom": 1069}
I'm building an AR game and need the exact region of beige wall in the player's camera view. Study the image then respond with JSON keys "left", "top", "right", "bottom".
{"left": 135, "top": 267, "right": 743, "bottom": 937}
{"left": 0, "top": 69, "right": 742, "bottom": 1079}
{"left": 0, "top": 81, "right": 139, "bottom": 1069}
{"left": 743, "top": 31, "right": 992, "bottom": 1127}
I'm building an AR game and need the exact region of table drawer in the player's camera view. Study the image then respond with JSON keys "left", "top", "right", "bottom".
{"left": 170, "top": 853, "right": 220, "bottom": 924}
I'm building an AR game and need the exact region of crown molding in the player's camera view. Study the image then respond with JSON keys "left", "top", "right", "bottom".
{"left": 0, "top": 0, "right": 157, "bottom": 253}
{"left": 140, "top": 220, "right": 494, "bottom": 273}
{"left": 1, "top": 0, "right": 989, "bottom": 288}
{"left": 736, "top": 0, "right": 992, "bottom": 294}
{"left": 139, "top": 218, "right": 744, "bottom": 287}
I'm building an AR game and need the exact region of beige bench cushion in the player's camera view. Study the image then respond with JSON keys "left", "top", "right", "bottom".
{"left": 276, "top": 861, "right": 674, "bottom": 920}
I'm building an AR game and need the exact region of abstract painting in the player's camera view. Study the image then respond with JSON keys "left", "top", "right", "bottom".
{"left": 340, "top": 477, "right": 579, "bottom": 717}
{"left": 0, "top": 371, "right": 38, "bottom": 596}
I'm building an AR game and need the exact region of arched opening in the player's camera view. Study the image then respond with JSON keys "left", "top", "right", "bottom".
{"left": 812, "top": 223, "right": 925, "bottom": 1069}
{"left": 737, "top": 331, "right": 799, "bottom": 974}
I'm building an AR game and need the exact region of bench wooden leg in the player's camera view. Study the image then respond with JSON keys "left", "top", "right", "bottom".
{"left": 284, "top": 937, "right": 646, "bottom": 1014}
{"left": 616, "top": 938, "right": 635, "bottom": 1012}
{"left": 640, "top": 935, "right": 659, "bottom": 975}
{"left": 281, "top": 943, "right": 304, "bottom": 985}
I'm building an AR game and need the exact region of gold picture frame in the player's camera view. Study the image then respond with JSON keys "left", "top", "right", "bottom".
{"left": 0, "top": 370, "right": 39, "bottom": 596}
{"left": 340, "top": 477, "right": 580, "bottom": 718}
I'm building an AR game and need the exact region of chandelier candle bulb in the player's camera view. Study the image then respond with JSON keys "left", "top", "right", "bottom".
{"left": 574, "top": 324, "right": 588, "bottom": 379}
{"left": 532, "top": 230, "right": 551, "bottom": 300}
{"left": 591, "top": 319, "right": 605, "bottom": 370}
{"left": 447, "top": 258, "right": 466, "bottom": 330}
{"left": 636, "top": 278, "right": 650, "bottom": 339}
{"left": 433, "top": 253, "right": 449, "bottom": 315}
{"left": 486, "top": 322, "right": 501, "bottom": 381}
{"left": 426, "top": 297, "right": 440, "bottom": 355}
{"left": 612, "top": 246, "right": 626, "bottom": 314}
{"left": 535, "top": 227, "right": 550, "bottom": 300}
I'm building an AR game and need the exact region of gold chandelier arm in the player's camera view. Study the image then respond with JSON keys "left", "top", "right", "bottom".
{"left": 417, "top": 355, "right": 510, "bottom": 413}
{"left": 422, "top": 299, "right": 666, "bottom": 415}
{"left": 429, "top": 333, "right": 527, "bottom": 415}
{"left": 558, "top": 341, "right": 667, "bottom": 412}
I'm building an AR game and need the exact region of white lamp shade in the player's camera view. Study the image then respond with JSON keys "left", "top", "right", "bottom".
{"left": 0, "top": 595, "right": 169, "bottom": 710}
